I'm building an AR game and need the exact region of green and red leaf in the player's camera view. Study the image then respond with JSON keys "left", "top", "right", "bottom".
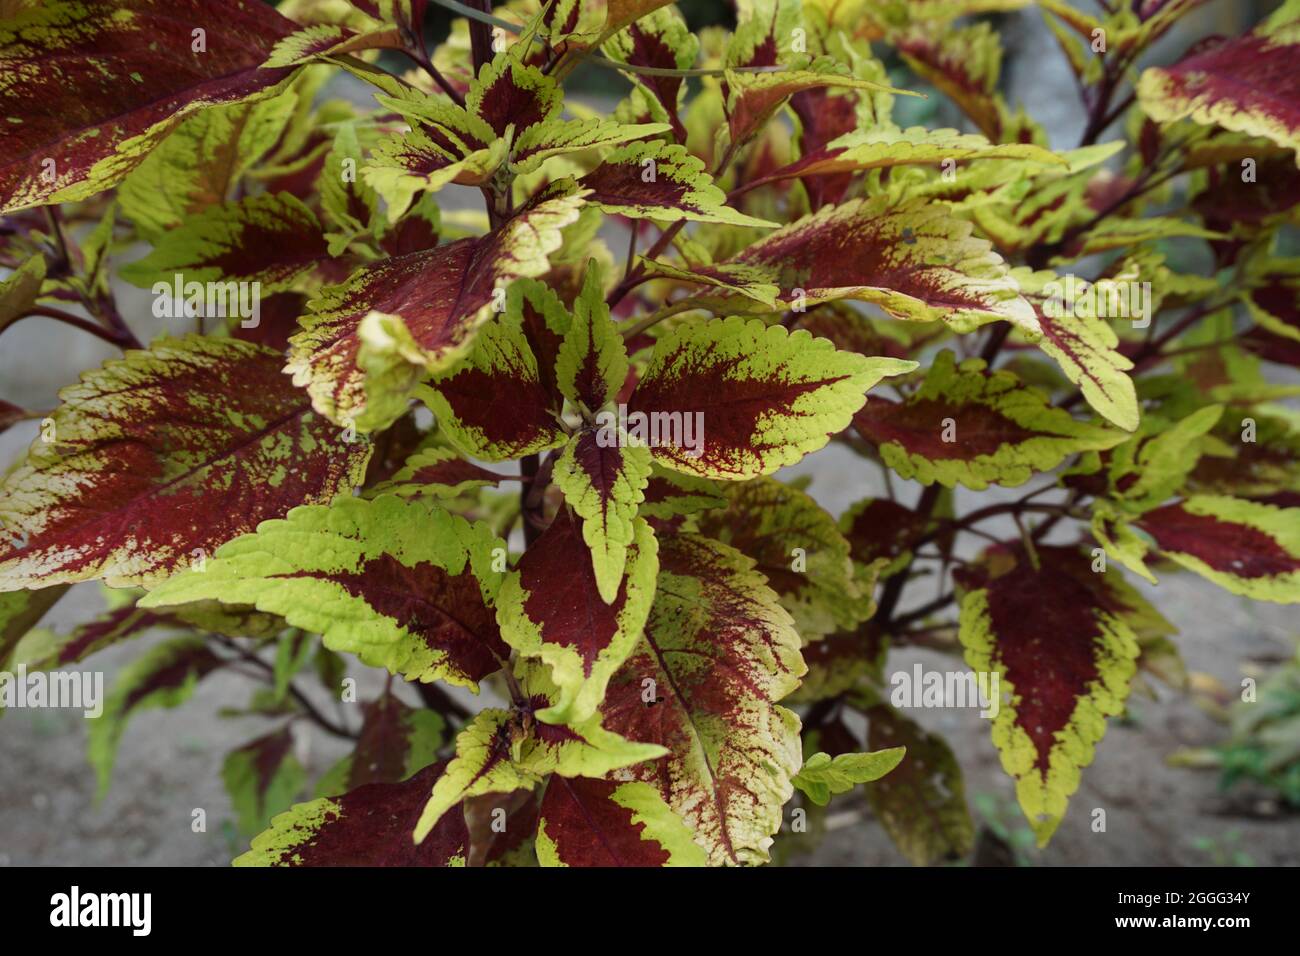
{"left": 599, "top": 531, "right": 807, "bottom": 865}
{"left": 287, "top": 182, "right": 589, "bottom": 432}
{"left": 956, "top": 546, "right": 1144, "bottom": 845}
{"left": 579, "top": 140, "right": 775, "bottom": 228}
{"left": 852, "top": 350, "right": 1125, "bottom": 490}
{"left": 317, "top": 693, "right": 446, "bottom": 796}
{"left": 536, "top": 777, "right": 706, "bottom": 867}
{"left": 1138, "top": 1, "right": 1300, "bottom": 164}
{"left": 141, "top": 495, "right": 510, "bottom": 690}
{"left": 0, "top": 336, "right": 371, "bottom": 591}
{"left": 723, "top": 197, "right": 1037, "bottom": 331}
{"left": 696, "top": 477, "right": 869, "bottom": 639}
{"left": 87, "top": 636, "right": 225, "bottom": 797}
{"left": 235, "top": 760, "right": 468, "bottom": 866}
{"left": 0, "top": 0, "right": 299, "bottom": 213}
{"left": 496, "top": 509, "right": 658, "bottom": 724}
{"left": 223, "top": 726, "right": 307, "bottom": 836}
{"left": 1133, "top": 495, "right": 1300, "bottom": 603}
{"left": 627, "top": 316, "right": 916, "bottom": 479}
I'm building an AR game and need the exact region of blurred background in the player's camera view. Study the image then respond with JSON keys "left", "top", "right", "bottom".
{"left": 1, "top": 0, "right": 1296, "bottom": 866}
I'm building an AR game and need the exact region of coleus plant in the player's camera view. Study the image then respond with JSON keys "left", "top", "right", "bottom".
{"left": 0, "top": 0, "right": 1298, "bottom": 867}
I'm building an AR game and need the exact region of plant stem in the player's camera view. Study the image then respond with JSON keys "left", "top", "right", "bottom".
{"left": 16, "top": 306, "right": 133, "bottom": 348}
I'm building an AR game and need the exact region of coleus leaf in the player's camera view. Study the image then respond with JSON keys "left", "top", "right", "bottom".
{"left": 536, "top": 777, "right": 707, "bottom": 867}
{"left": 859, "top": 697, "right": 975, "bottom": 866}
{"left": 551, "top": 262, "right": 653, "bottom": 599}
{"left": 287, "top": 181, "right": 589, "bottom": 432}
{"left": 852, "top": 350, "right": 1126, "bottom": 490}
{"left": 786, "top": 628, "right": 887, "bottom": 705}
{"left": 117, "top": 90, "right": 301, "bottom": 241}
{"left": 600, "top": 531, "right": 807, "bottom": 865}
{"left": 235, "top": 760, "right": 469, "bottom": 866}
{"left": 368, "top": 446, "right": 521, "bottom": 500}
{"left": 0, "top": 336, "right": 372, "bottom": 591}
{"left": 578, "top": 140, "right": 776, "bottom": 227}
{"left": 1010, "top": 266, "right": 1140, "bottom": 433}
{"left": 87, "top": 636, "right": 225, "bottom": 798}
{"left": 319, "top": 121, "right": 385, "bottom": 256}
{"left": 417, "top": 295, "right": 567, "bottom": 462}
{"left": 894, "top": 21, "right": 1011, "bottom": 142}
{"left": 412, "top": 666, "right": 668, "bottom": 844}
{"left": 120, "top": 192, "right": 329, "bottom": 292}
{"left": 791, "top": 747, "right": 905, "bottom": 806}
{"left": 223, "top": 726, "right": 307, "bottom": 837}
{"left": 1101, "top": 404, "right": 1224, "bottom": 513}
{"left": 721, "top": 196, "right": 1037, "bottom": 331}
{"left": 955, "top": 546, "right": 1143, "bottom": 845}
{"left": 555, "top": 260, "right": 627, "bottom": 412}
{"left": 638, "top": 466, "right": 727, "bottom": 522}
{"left": 696, "top": 477, "right": 869, "bottom": 639}
{"left": 467, "top": 789, "right": 542, "bottom": 867}
{"left": 263, "top": 22, "right": 405, "bottom": 67}
{"left": 1137, "top": 0, "right": 1300, "bottom": 164}
{"left": 742, "top": 125, "right": 1063, "bottom": 195}
{"left": 368, "top": 51, "right": 663, "bottom": 212}
{"left": 839, "top": 497, "right": 932, "bottom": 579}
{"left": 0, "top": 0, "right": 299, "bottom": 213}
{"left": 513, "top": 116, "right": 672, "bottom": 175}
{"left": 141, "top": 495, "right": 510, "bottom": 690}
{"left": 601, "top": 5, "right": 697, "bottom": 142}
{"left": 724, "top": 65, "right": 912, "bottom": 148}
{"left": 496, "top": 509, "right": 658, "bottom": 724}
{"left": 317, "top": 693, "right": 446, "bottom": 796}
{"left": 0, "top": 586, "right": 67, "bottom": 672}
{"left": 18, "top": 600, "right": 166, "bottom": 671}
{"left": 628, "top": 316, "right": 916, "bottom": 479}
{"left": 553, "top": 434, "right": 654, "bottom": 604}
{"left": 0, "top": 254, "right": 45, "bottom": 336}
{"left": 1131, "top": 495, "right": 1300, "bottom": 603}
